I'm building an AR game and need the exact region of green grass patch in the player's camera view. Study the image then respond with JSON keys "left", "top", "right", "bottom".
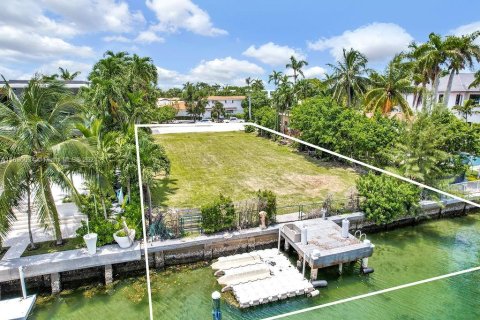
{"left": 153, "top": 131, "right": 358, "bottom": 208}
{"left": 21, "top": 238, "right": 84, "bottom": 257}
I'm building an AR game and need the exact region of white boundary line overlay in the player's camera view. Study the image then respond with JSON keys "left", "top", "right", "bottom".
{"left": 262, "top": 266, "right": 480, "bottom": 320}
{"left": 134, "top": 122, "right": 480, "bottom": 320}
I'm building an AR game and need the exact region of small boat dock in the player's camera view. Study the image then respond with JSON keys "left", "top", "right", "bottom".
{"left": 280, "top": 217, "right": 374, "bottom": 279}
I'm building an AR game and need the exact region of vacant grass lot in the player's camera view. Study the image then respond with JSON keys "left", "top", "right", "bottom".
{"left": 152, "top": 132, "right": 358, "bottom": 208}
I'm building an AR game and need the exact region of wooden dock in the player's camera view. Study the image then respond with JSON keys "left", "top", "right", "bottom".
{"left": 280, "top": 218, "right": 374, "bottom": 279}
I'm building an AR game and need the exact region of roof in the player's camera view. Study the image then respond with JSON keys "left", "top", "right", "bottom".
{"left": 207, "top": 96, "right": 246, "bottom": 101}
{"left": 438, "top": 73, "right": 479, "bottom": 93}
{"left": 0, "top": 79, "right": 89, "bottom": 89}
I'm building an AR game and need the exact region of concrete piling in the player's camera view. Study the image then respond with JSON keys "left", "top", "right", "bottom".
{"left": 51, "top": 273, "right": 61, "bottom": 294}
{"left": 105, "top": 264, "right": 113, "bottom": 285}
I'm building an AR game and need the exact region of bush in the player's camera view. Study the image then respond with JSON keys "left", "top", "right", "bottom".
{"left": 257, "top": 190, "right": 276, "bottom": 223}
{"left": 76, "top": 217, "right": 117, "bottom": 246}
{"left": 201, "top": 194, "right": 235, "bottom": 234}
{"left": 244, "top": 125, "right": 256, "bottom": 133}
{"left": 357, "top": 173, "right": 421, "bottom": 224}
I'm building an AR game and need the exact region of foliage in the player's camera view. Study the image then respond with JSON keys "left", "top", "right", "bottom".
{"left": 200, "top": 194, "right": 235, "bottom": 234}
{"left": 357, "top": 173, "right": 421, "bottom": 224}
{"left": 155, "top": 105, "right": 177, "bottom": 123}
{"left": 326, "top": 48, "right": 371, "bottom": 108}
{"left": 211, "top": 101, "right": 225, "bottom": 120}
{"left": 256, "top": 190, "right": 277, "bottom": 223}
{"left": 244, "top": 125, "right": 256, "bottom": 133}
{"left": 253, "top": 106, "right": 277, "bottom": 137}
{"left": 290, "top": 96, "right": 402, "bottom": 167}
{"left": 453, "top": 99, "right": 480, "bottom": 122}
{"left": 0, "top": 77, "right": 90, "bottom": 245}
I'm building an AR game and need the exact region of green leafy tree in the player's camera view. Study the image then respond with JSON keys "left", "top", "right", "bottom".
{"left": 286, "top": 55, "right": 308, "bottom": 84}
{"left": 182, "top": 82, "right": 207, "bottom": 121}
{"left": 365, "top": 55, "right": 414, "bottom": 117}
{"left": 443, "top": 32, "right": 480, "bottom": 105}
{"left": 211, "top": 101, "right": 225, "bottom": 121}
{"left": 326, "top": 48, "right": 371, "bottom": 108}
{"left": 453, "top": 99, "right": 480, "bottom": 123}
{"left": 58, "top": 67, "right": 81, "bottom": 81}
{"left": 0, "top": 77, "right": 91, "bottom": 245}
{"left": 357, "top": 173, "right": 421, "bottom": 224}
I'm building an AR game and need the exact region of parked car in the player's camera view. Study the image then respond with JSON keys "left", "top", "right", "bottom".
{"left": 200, "top": 118, "right": 213, "bottom": 123}
{"left": 226, "top": 117, "right": 244, "bottom": 123}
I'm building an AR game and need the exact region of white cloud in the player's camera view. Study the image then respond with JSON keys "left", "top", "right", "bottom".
{"left": 36, "top": 60, "right": 92, "bottom": 80}
{"left": 146, "top": 0, "right": 227, "bottom": 36}
{"left": 42, "top": 0, "right": 145, "bottom": 34}
{"left": 103, "top": 35, "right": 132, "bottom": 43}
{"left": 0, "top": 26, "right": 93, "bottom": 61}
{"left": 450, "top": 21, "right": 480, "bottom": 44}
{"left": 308, "top": 23, "right": 413, "bottom": 62}
{"left": 157, "top": 57, "right": 264, "bottom": 88}
{"left": 243, "top": 42, "right": 306, "bottom": 66}
{"left": 303, "top": 66, "right": 326, "bottom": 78}
{"left": 135, "top": 30, "right": 165, "bottom": 44}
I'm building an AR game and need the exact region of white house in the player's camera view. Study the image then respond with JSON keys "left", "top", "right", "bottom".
{"left": 157, "top": 96, "right": 246, "bottom": 119}
{"left": 204, "top": 96, "right": 245, "bottom": 118}
{"left": 407, "top": 73, "right": 480, "bottom": 123}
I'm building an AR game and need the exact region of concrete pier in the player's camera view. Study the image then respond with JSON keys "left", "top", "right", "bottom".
{"left": 105, "top": 264, "right": 113, "bottom": 285}
{"left": 154, "top": 251, "right": 165, "bottom": 269}
{"left": 0, "top": 295, "right": 36, "bottom": 319}
{"left": 281, "top": 218, "right": 374, "bottom": 276}
{"left": 51, "top": 272, "right": 61, "bottom": 294}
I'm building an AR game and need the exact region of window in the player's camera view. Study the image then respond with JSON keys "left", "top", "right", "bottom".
{"left": 438, "top": 94, "right": 444, "bottom": 103}
{"left": 455, "top": 94, "right": 462, "bottom": 105}
{"left": 469, "top": 94, "right": 480, "bottom": 104}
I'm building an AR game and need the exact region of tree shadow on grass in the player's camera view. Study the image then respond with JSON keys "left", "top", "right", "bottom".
{"left": 295, "top": 150, "right": 363, "bottom": 174}
{"left": 152, "top": 177, "right": 179, "bottom": 207}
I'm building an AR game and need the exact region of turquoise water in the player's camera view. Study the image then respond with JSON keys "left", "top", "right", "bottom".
{"left": 32, "top": 214, "right": 480, "bottom": 319}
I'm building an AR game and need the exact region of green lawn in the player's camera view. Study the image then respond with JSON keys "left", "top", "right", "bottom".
{"left": 152, "top": 131, "right": 358, "bottom": 208}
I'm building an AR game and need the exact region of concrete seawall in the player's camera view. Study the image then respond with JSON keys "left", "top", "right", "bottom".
{"left": 0, "top": 198, "right": 477, "bottom": 297}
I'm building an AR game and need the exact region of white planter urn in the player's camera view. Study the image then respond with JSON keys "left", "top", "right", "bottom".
{"left": 113, "top": 230, "right": 135, "bottom": 248}
{"left": 83, "top": 233, "right": 98, "bottom": 255}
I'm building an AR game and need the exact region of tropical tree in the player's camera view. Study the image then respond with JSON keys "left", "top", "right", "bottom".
{"left": 443, "top": 32, "right": 480, "bottom": 105}
{"left": 268, "top": 70, "right": 283, "bottom": 87}
{"left": 58, "top": 67, "right": 81, "bottom": 81}
{"left": 211, "top": 101, "right": 225, "bottom": 121}
{"left": 76, "top": 119, "right": 115, "bottom": 219}
{"left": 286, "top": 56, "right": 308, "bottom": 84}
{"left": 364, "top": 55, "right": 414, "bottom": 117}
{"left": 390, "top": 111, "right": 450, "bottom": 186}
{"left": 453, "top": 99, "right": 480, "bottom": 123}
{"left": 182, "top": 82, "right": 207, "bottom": 121}
{"left": 0, "top": 77, "right": 91, "bottom": 245}
{"left": 326, "top": 48, "right": 370, "bottom": 108}
{"left": 469, "top": 70, "right": 480, "bottom": 89}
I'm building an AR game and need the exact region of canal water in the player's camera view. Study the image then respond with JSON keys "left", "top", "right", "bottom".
{"left": 32, "top": 214, "right": 480, "bottom": 320}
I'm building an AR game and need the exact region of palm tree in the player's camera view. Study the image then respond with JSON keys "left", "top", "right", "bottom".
{"left": 364, "top": 56, "right": 414, "bottom": 117}
{"left": 326, "top": 48, "right": 370, "bottom": 108}
{"left": 211, "top": 101, "right": 225, "bottom": 121}
{"left": 407, "top": 42, "right": 432, "bottom": 110}
{"left": 453, "top": 99, "right": 480, "bottom": 123}
{"left": 469, "top": 70, "right": 480, "bottom": 89}
{"left": 268, "top": 70, "right": 283, "bottom": 87}
{"left": 286, "top": 56, "right": 308, "bottom": 84}
{"left": 76, "top": 119, "right": 115, "bottom": 219}
{"left": 58, "top": 67, "right": 81, "bottom": 81}
{"left": 0, "top": 77, "right": 91, "bottom": 245}
{"left": 443, "top": 32, "right": 480, "bottom": 105}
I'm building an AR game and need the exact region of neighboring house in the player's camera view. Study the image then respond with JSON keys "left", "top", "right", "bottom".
{"left": 407, "top": 73, "right": 480, "bottom": 123}
{"left": 157, "top": 97, "right": 186, "bottom": 116}
{"left": 204, "top": 96, "right": 245, "bottom": 118}
{"left": 0, "top": 79, "right": 89, "bottom": 96}
{"left": 157, "top": 96, "right": 246, "bottom": 119}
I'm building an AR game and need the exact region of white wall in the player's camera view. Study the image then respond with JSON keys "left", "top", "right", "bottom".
{"left": 204, "top": 99, "right": 243, "bottom": 118}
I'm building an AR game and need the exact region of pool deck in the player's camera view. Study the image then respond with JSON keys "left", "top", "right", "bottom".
{"left": 0, "top": 295, "right": 36, "bottom": 320}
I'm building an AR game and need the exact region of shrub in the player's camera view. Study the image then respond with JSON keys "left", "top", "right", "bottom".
{"left": 201, "top": 194, "right": 235, "bottom": 234}
{"left": 76, "top": 217, "right": 117, "bottom": 246}
{"left": 257, "top": 190, "right": 276, "bottom": 223}
{"left": 244, "top": 125, "right": 256, "bottom": 133}
{"left": 357, "top": 172, "right": 421, "bottom": 224}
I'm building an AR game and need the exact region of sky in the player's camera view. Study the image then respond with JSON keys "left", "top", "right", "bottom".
{"left": 1, "top": 0, "right": 480, "bottom": 89}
